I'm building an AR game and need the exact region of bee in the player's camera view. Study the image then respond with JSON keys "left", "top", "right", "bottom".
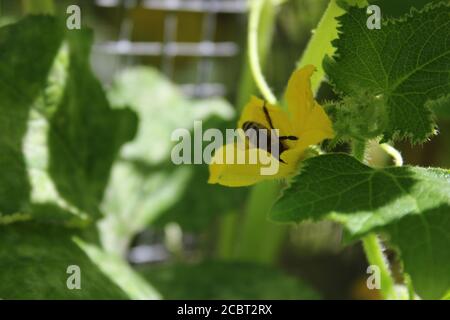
{"left": 242, "top": 101, "right": 298, "bottom": 164}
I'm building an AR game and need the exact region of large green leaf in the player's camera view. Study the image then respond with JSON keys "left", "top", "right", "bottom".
{"left": 0, "top": 222, "right": 129, "bottom": 299}
{"left": 0, "top": 17, "right": 137, "bottom": 225}
{"left": 324, "top": 3, "right": 450, "bottom": 142}
{"left": 100, "top": 67, "right": 244, "bottom": 254}
{"left": 24, "top": 102, "right": 92, "bottom": 227}
{"left": 138, "top": 261, "right": 319, "bottom": 299}
{"left": 0, "top": 16, "right": 64, "bottom": 217}
{"left": 385, "top": 206, "right": 450, "bottom": 300}
{"left": 271, "top": 153, "right": 450, "bottom": 299}
{"left": 368, "top": 0, "right": 440, "bottom": 18}
{"left": 107, "top": 67, "right": 234, "bottom": 165}
{"left": 48, "top": 30, "right": 137, "bottom": 217}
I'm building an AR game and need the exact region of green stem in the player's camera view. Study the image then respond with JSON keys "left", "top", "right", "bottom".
{"left": 231, "top": 0, "right": 347, "bottom": 263}
{"left": 298, "top": 0, "right": 399, "bottom": 300}
{"left": 22, "top": 0, "right": 54, "bottom": 14}
{"left": 362, "top": 233, "right": 397, "bottom": 299}
{"left": 232, "top": 0, "right": 286, "bottom": 264}
{"left": 248, "top": 0, "right": 277, "bottom": 104}
{"left": 236, "top": 0, "right": 276, "bottom": 109}
{"left": 234, "top": 181, "right": 286, "bottom": 264}
{"left": 353, "top": 139, "right": 397, "bottom": 299}
{"left": 352, "top": 140, "right": 367, "bottom": 162}
{"left": 216, "top": 211, "right": 239, "bottom": 260}
{"left": 217, "top": 0, "right": 279, "bottom": 262}
{"left": 297, "top": 0, "right": 345, "bottom": 92}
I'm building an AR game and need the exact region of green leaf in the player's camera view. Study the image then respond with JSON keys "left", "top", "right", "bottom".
{"left": 24, "top": 111, "right": 91, "bottom": 226}
{"left": 0, "top": 222, "right": 129, "bottom": 299}
{"left": 271, "top": 153, "right": 450, "bottom": 299}
{"left": 138, "top": 261, "right": 319, "bottom": 299}
{"left": 107, "top": 67, "right": 234, "bottom": 164}
{"left": 427, "top": 94, "right": 450, "bottom": 120}
{"left": 324, "top": 3, "right": 450, "bottom": 142}
{"left": 0, "top": 16, "right": 64, "bottom": 216}
{"left": 76, "top": 240, "right": 161, "bottom": 299}
{"left": 271, "top": 154, "right": 449, "bottom": 235}
{"left": 368, "top": 0, "right": 441, "bottom": 18}
{"left": 100, "top": 67, "right": 240, "bottom": 251}
{"left": 0, "top": 17, "right": 137, "bottom": 225}
{"left": 100, "top": 161, "right": 191, "bottom": 253}
{"left": 385, "top": 206, "right": 450, "bottom": 299}
{"left": 48, "top": 30, "right": 138, "bottom": 217}
{"left": 153, "top": 163, "right": 248, "bottom": 232}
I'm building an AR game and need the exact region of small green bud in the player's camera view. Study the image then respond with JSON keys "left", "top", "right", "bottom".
{"left": 326, "top": 91, "right": 388, "bottom": 142}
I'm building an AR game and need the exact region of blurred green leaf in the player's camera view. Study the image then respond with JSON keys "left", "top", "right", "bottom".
{"left": 271, "top": 153, "right": 450, "bottom": 299}
{"left": 48, "top": 30, "right": 138, "bottom": 218}
{"left": 24, "top": 112, "right": 91, "bottom": 227}
{"left": 108, "top": 67, "right": 233, "bottom": 165}
{"left": 0, "top": 16, "right": 63, "bottom": 217}
{"left": 0, "top": 222, "right": 129, "bottom": 299}
{"left": 0, "top": 17, "right": 137, "bottom": 226}
{"left": 324, "top": 3, "right": 450, "bottom": 142}
{"left": 100, "top": 161, "right": 191, "bottom": 253}
{"left": 138, "top": 261, "right": 319, "bottom": 299}
{"left": 153, "top": 162, "right": 248, "bottom": 232}
{"left": 101, "top": 67, "right": 244, "bottom": 252}
{"left": 76, "top": 240, "right": 161, "bottom": 299}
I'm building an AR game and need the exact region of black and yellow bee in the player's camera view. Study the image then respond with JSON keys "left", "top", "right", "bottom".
{"left": 241, "top": 101, "right": 298, "bottom": 163}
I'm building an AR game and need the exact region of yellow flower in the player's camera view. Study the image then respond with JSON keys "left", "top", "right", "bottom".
{"left": 208, "top": 65, "right": 334, "bottom": 187}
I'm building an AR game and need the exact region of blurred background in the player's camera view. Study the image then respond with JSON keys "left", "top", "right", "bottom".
{"left": 1, "top": 0, "right": 448, "bottom": 299}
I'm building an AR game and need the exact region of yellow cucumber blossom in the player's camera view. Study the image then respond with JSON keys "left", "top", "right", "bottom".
{"left": 208, "top": 65, "right": 334, "bottom": 187}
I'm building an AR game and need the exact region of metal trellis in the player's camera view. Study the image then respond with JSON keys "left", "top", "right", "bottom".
{"left": 94, "top": 0, "right": 248, "bottom": 98}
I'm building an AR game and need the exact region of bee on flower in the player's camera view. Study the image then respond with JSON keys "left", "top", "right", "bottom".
{"left": 208, "top": 65, "right": 334, "bottom": 187}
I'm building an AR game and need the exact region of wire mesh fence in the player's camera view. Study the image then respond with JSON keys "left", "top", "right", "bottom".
{"left": 94, "top": 0, "right": 248, "bottom": 98}
{"left": 0, "top": 0, "right": 248, "bottom": 98}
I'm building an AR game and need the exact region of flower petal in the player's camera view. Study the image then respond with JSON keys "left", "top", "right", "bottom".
{"left": 298, "top": 101, "right": 334, "bottom": 141}
{"left": 208, "top": 143, "right": 296, "bottom": 187}
{"left": 238, "top": 96, "right": 294, "bottom": 138}
{"left": 286, "top": 66, "right": 334, "bottom": 143}
{"left": 285, "top": 65, "right": 317, "bottom": 135}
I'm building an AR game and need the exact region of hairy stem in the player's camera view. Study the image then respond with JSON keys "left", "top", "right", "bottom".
{"left": 353, "top": 139, "right": 398, "bottom": 299}
{"left": 362, "top": 233, "right": 397, "bottom": 299}
{"left": 236, "top": 0, "right": 276, "bottom": 109}
{"left": 352, "top": 140, "right": 367, "bottom": 162}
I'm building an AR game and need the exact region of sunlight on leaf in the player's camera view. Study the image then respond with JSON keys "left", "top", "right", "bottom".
{"left": 324, "top": 3, "right": 450, "bottom": 142}
{"left": 271, "top": 153, "right": 450, "bottom": 299}
{"left": 0, "top": 223, "right": 128, "bottom": 299}
{"left": 0, "top": 17, "right": 63, "bottom": 217}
